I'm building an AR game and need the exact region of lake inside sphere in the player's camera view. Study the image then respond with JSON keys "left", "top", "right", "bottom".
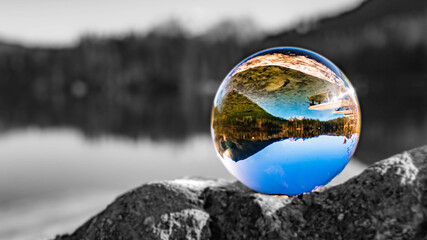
{"left": 211, "top": 47, "right": 361, "bottom": 195}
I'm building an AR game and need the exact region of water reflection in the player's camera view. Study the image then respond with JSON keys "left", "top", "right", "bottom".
{"left": 0, "top": 129, "right": 366, "bottom": 240}
{"left": 0, "top": 130, "right": 233, "bottom": 240}
{"left": 212, "top": 47, "right": 361, "bottom": 195}
{"left": 0, "top": 129, "right": 232, "bottom": 205}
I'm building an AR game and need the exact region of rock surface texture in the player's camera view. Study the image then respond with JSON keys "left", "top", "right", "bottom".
{"left": 56, "top": 146, "right": 427, "bottom": 240}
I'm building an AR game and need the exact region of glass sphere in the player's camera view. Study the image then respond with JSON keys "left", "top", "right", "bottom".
{"left": 211, "top": 47, "right": 361, "bottom": 196}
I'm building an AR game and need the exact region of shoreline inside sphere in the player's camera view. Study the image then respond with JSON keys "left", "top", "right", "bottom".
{"left": 211, "top": 47, "right": 361, "bottom": 196}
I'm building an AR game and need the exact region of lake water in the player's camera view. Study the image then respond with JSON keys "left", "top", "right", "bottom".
{"left": 0, "top": 128, "right": 366, "bottom": 240}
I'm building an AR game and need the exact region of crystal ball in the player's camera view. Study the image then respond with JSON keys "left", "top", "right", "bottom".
{"left": 211, "top": 47, "right": 361, "bottom": 196}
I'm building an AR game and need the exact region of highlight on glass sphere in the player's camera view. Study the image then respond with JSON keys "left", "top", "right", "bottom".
{"left": 211, "top": 47, "right": 361, "bottom": 196}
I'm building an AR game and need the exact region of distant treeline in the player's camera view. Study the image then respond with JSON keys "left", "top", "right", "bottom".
{"left": 213, "top": 118, "right": 357, "bottom": 141}
{"left": 212, "top": 91, "right": 357, "bottom": 143}
{"left": 0, "top": 0, "right": 426, "bottom": 162}
{"left": 0, "top": 32, "right": 250, "bottom": 139}
{"left": 212, "top": 90, "right": 358, "bottom": 161}
{"left": 213, "top": 117, "right": 356, "bottom": 162}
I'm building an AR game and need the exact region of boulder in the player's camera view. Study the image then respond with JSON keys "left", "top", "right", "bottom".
{"left": 55, "top": 146, "right": 427, "bottom": 239}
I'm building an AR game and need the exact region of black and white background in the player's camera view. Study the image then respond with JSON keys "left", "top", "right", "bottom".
{"left": 0, "top": 0, "right": 426, "bottom": 239}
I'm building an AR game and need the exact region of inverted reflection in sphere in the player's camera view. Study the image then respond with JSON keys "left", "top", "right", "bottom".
{"left": 211, "top": 47, "right": 361, "bottom": 196}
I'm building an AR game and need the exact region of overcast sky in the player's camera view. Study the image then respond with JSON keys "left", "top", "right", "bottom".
{"left": 0, "top": 0, "right": 363, "bottom": 46}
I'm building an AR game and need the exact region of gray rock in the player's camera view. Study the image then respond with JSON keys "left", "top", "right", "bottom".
{"left": 55, "top": 146, "right": 427, "bottom": 240}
